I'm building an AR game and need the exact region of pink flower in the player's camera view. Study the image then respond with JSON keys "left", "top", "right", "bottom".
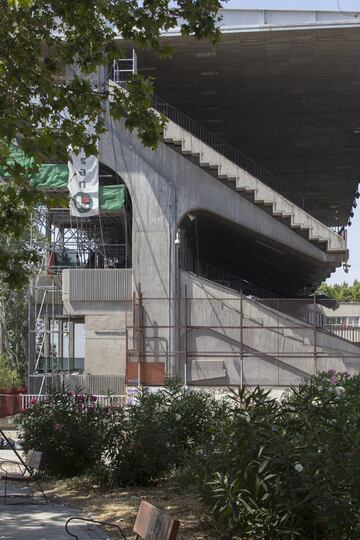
{"left": 54, "top": 423, "right": 61, "bottom": 431}
{"left": 102, "top": 406, "right": 109, "bottom": 414}
{"left": 88, "top": 406, "right": 95, "bottom": 414}
{"left": 66, "top": 391, "right": 74, "bottom": 397}
{"left": 76, "top": 404, "right": 83, "bottom": 413}
{"left": 327, "top": 369, "right": 336, "bottom": 377}
{"left": 330, "top": 375, "right": 338, "bottom": 385}
{"left": 30, "top": 398, "right": 38, "bottom": 405}
{"left": 75, "top": 394, "right": 85, "bottom": 402}
{"left": 90, "top": 395, "right": 97, "bottom": 402}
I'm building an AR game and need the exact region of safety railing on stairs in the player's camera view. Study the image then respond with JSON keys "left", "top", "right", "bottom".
{"left": 110, "top": 67, "right": 333, "bottom": 222}
{"left": 179, "top": 251, "right": 277, "bottom": 299}
{"left": 156, "top": 104, "right": 334, "bottom": 223}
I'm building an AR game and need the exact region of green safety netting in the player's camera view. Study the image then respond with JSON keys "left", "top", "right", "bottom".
{"left": 2, "top": 145, "right": 68, "bottom": 189}
{"left": 2, "top": 146, "right": 126, "bottom": 212}
{"left": 32, "top": 163, "right": 68, "bottom": 190}
{"left": 99, "top": 185, "right": 126, "bottom": 212}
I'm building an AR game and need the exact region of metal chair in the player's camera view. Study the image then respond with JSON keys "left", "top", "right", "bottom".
{"left": 66, "top": 500, "right": 179, "bottom": 539}
{"left": 0, "top": 449, "right": 47, "bottom": 505}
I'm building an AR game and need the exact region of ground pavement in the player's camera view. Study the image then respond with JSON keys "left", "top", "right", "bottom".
{"left": 0, "top": 485, "right": 110, "bottom": 540}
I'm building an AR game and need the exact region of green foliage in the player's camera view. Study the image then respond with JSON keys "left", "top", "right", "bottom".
{"left": 17, "top": 375, "right": 360, "bottom": 539}
{"left": 317, "top": 280, "right": 360, "bottom": 302}
{"left": 17, "top": 388, "right": 118, "bottom": 477}
{"left": 17, "top": 379, "right": 222, "bottom": 484}
{"left": 189, "top": 375, "right": 360, "bottom": 539}
{"left": 0, "top": 286, "right": 28, "bottom": 378}
{"left": 0, "top": 354, "right": 22, "bottom": 389}
{"left": 0, "top": 0, "right": 222, "bottom": 285}
{"left": 102, "top": 380, "right": 222, "bottom": 486}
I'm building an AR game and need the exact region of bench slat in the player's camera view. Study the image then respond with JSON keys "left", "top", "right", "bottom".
{"left": 133, "top": 501, "right": 179, "bottom": 540}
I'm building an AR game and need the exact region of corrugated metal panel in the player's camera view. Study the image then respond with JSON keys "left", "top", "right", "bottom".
{"left": 67, "top": 269, "right": 132, "bottom": 301}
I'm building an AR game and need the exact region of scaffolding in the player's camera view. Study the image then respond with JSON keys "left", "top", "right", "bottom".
{"left": 28, "top": 164, "right": 132, "bottom": 394}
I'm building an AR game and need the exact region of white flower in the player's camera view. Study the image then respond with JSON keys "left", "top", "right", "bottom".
{"left": 294, "top": 463, "right": 304, "bottom": 473}
{"left": 334, "top": 386, "right": 344, "bottom": 397}
{"left": 166, "top": 442, "right": 171, "bottom": 448}
{"left": 175, "top": 413, "right": 181, "bottom": 421}
{"left": 311, "top": 399, "right": 319, "bottom": 406}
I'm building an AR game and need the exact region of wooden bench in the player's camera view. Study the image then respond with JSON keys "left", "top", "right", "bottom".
{"left": 66, "top": 500, "right": 180, "bottom": 539}
{"left": 0, "top": 449, "right": 47, "bottom": 505}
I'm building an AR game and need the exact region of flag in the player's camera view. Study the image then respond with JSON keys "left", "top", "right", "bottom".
{"left": 68, "top": 152, "right": 99, "bottom": 217}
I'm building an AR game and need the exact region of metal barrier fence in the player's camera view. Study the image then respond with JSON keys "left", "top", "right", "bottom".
{"left": 323, "top": 325, "right": 360, "bottom": 343}
{"left": 0, "top": 394, "right": 126, "bottom": 419}
{"left": 28, "top": 373, "right": 126, "bottom": 395}
{"left": 21, "top": 394, "right": 125, "bottom": 409}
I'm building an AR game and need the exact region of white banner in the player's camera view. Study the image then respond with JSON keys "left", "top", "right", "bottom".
{"left": 68, "top": 152, "right": 99, "bottom": 217}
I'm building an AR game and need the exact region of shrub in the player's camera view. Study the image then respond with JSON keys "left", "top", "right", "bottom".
{"left": 17, "top": 388, "right": 120, "bottom": 477}
{"left": 189, "top": 374, "right": 360, "bottom": 540}
{"left": 102, "top": 380, "right": 225, "bottom": 486}
{"left": 0, "top": 354, "right": 23, "bottom": 389}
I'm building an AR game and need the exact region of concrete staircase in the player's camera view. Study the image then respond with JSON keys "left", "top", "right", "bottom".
{"left": 163, "top": 121, "right": 346, "bottom": 254}
{"left": 182, "top": 270, "right": 360, "bottom": 386}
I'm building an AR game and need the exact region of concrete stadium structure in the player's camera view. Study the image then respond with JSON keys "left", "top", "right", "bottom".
{"left": 28, "top": 7, "right": 360, "bottom": 394}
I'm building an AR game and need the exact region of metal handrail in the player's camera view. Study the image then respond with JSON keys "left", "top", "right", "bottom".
{"left": 151, "top": 93, "right": 331, "bottom": 219}
{"left": 179, "top": 251, "right": 277, "bottom": 299}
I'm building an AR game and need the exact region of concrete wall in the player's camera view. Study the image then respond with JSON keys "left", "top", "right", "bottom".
{"left": 322, "top": 302, "right": 360, "bottom": 318}
{"left": 181, "top": 270, "right": 360, "bottom": 386}
{"left": 85, "top": 311, "right": 127, "bottom": 376}
{"left": 99, "top": 117, "right": 341, "bottom": 302}
{"left": 61, "top": 269, "right": 132, "bottom": 378}
{"left": 98, "top": 117, "right": 343, "bottom": 375}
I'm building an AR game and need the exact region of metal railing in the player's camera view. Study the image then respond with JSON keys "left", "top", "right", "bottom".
{"left": 179, "top": 251, "right": 278, "bottom": 299}
{"left": 48, "top": 243, "right": 129, "bottom": 272}
{"left": 110, "top": 69, "right": 330, "bottom": 219}
{"left": 323, "top": 325, "right": 360, "bottom": 344}
{"left": 179, "top": 253, "right": 333, "bottom": 328}
{"left": 20, "top": 394, "right": 125, "bottom": 410}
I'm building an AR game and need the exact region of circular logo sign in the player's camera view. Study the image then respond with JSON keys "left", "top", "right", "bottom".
{"left": 72, "top": 192, "right": 94, "bottom": 213}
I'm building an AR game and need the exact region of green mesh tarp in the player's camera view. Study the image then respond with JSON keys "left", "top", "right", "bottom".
{"left": 32, "top": 163, "right": 68, "bottom": 190}
{"left": 3, "top": 145, "right": 126, "bottom": 212}
{"left": 99, "top": 185, "right": 126, "bottom": 212}
{"left": 2, "top": 145, "right": 68, "bottom": 189}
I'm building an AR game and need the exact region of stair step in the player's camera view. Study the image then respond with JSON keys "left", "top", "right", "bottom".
{"left": 162, "top": 122, "right": 347, "bottom": 255}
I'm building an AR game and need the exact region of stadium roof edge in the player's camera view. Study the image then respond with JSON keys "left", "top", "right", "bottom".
{"left": 114, "top": 9, "right": 360, "bottom": 39}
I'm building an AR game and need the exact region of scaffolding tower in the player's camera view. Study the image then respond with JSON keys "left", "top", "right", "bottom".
{"left": 28, "top": 164, "right": 132, "bottom": 394}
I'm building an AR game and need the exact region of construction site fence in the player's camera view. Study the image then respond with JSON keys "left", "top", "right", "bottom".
{"left": 125, "top": 296, "right": 360, "bottom": 387}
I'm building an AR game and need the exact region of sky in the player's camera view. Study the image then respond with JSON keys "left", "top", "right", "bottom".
{"left": 224, "top": 0, "right": 360, "bottom": 285}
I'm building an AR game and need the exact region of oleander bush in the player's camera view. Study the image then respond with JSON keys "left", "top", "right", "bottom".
{"left": 17, "top": 388, "right": 120, "bottom": 477}
{"left": 101, "top": 380, "right": 225, "bottom": 486}
{"left": 188, "top": 371, "right": 360, "bottom": 540}
{"left": 17, "top": 379, "right": 223, "bottom": 484}
{"left": 18, "top": 372, "right": 360, "bottom": 539}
